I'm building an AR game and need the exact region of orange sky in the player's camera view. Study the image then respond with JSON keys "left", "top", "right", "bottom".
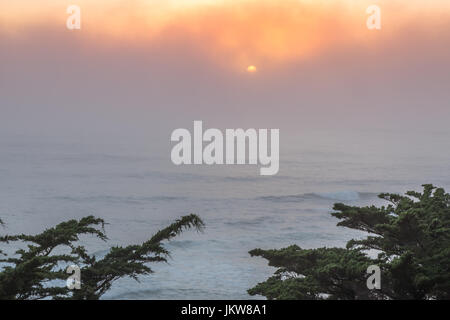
{"left": 2, "top": 1, "right": 450, "bottom": 62}
{"left": 1, "top": 1, "right": 450, "bottom": 137}
{"left": 1, "top": 0, "right": 450, "bottom": 71}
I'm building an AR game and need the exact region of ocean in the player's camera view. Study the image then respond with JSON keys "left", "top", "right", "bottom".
{"left": 1, "top": 130, "right": 449, "bottom": 299}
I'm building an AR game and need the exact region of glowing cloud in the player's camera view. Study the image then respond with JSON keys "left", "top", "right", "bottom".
{"left": 1, "top": 0, "right": 450, "bottom": 70}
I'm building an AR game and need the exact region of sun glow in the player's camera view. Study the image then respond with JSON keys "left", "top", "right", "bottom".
{"left": 1, "top": 0, "right": 450, "bottom": 70}
{"left": 247, "top": 65, "right": 257, "bottom": 73}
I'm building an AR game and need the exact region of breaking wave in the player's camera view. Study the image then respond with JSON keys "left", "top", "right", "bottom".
{"left": 257, "top": 191, "right": 378, "bottom": 203}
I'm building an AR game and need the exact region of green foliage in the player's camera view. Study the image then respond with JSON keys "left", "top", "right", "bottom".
{"left": 249, "top": 185, "right": 450, "bottom": 300}
{"left": 0, "top": 214, "right": 204, "bottom": 300}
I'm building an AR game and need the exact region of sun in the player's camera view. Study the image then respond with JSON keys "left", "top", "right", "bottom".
{"left": 247, "top": 65, "right": 257, "bottom": 73}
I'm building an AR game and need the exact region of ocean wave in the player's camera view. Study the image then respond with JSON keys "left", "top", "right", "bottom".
{"left": 106, "top": 287, "right": 229, "bottom": 300}
{"left": 257, "top": 191, "right": 378, "bottom": 203}
{"left": 50, "top": 195, "right": 186, "bottom": 204}
{"left": 224, "top": 175, "right": 292, "bottom": 182}
{"left": 224, "top": 216, "right": 275, "bottom": 227}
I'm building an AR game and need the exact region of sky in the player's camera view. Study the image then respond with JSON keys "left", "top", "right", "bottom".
{"left": 1, "top": 0, "right": 450, "bottom": 145}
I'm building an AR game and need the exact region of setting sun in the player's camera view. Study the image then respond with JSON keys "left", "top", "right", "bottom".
{"left": 247, "top": 65, "right": 257, "bottom": 73}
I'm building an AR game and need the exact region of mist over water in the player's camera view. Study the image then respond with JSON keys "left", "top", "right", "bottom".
{"left": 1, "top": 130, "right": 449, "bottom": 299}
{"left": 1, "top": 0, "right": 450, "bottom": 301}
